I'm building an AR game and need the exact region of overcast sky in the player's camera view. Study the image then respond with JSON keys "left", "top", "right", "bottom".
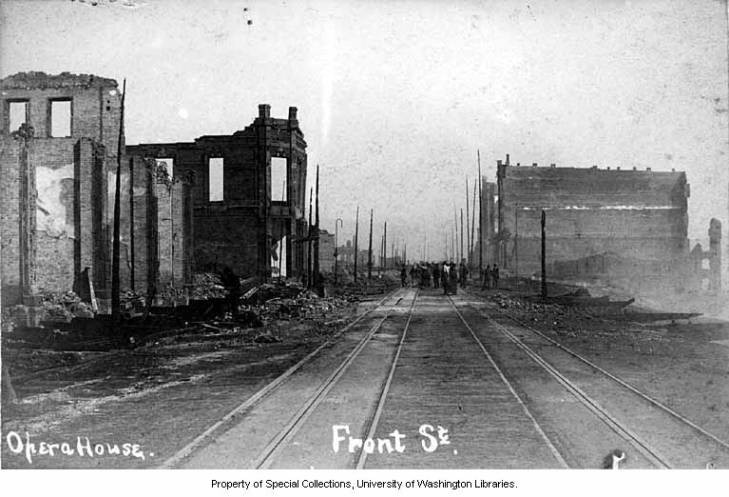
{"left": 1, "top": 0, "right": 728, "bottom": 260}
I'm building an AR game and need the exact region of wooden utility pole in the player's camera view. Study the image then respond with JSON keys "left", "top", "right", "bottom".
{"left": 367, "top": 209, "right": 373, "bottom": 279}
{"left": 378, "top": 235, "right": 382, "bottom": 276}
{"left": 470, "top": 178, "right": 476, "bottom": 261}
{"left": 354, "top": 206, "right": 359, "bottom": 283}
{"left": 460, "top": 208, "right": 464, "bottom": 264}
{"left": 478, "top": 149, "right": 483, "bottom": 275}
{"left": 453, "top": 206, "right": 458, "bottom": 261}
{"left": 451, "top": 225, "right": 455, "bottom": 262}
{"left": 313, "top": 165, "right": 320, "bottom": 290}
{"left": 384, "top": 221, "right": 387, "bottom": 270}
{"left": 307, "top": 187, "right": 312, "bottom": 288}
{"left": 514, "top": 204, "right": 519, "bottom": 287}
{"left": 129, "top": 158, "right": 135, "bottom": 290}
{"left": 541, "top": 210, "right": 547, "bottom": 299}
{"left": 111, "top": 78, "right": 126, "bottom": 321}
{"left": 465, "top": 178, "right": 470, "bottom": 264}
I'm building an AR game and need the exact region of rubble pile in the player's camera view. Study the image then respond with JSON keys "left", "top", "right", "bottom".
{"left": 256, "top": 294, "right": 345, "bottom": 321}
{"left": 191, "top": 272, "right": 227, "bottom": 299}
{"left": 243, "top": 279, "right": 303, "bottom": 305}
{"left": 488, "top": 293, "right": 670, "bottom": 352}
{"left": 39, "top": 291, "right": 95, "bottom": 323}
{"left": 120, "top": 290, "right": 145, "bottom": 313}
{"left": 489, "top": 293, "right": 596, "bottom": 337}
{"left": 236, "top": 279, "right": 352, "bottom": 323}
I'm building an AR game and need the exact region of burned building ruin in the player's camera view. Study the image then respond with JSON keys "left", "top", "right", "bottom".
{"left": 1, "top": 72, "right": 308, "bottom": 313}
{"left": 493, "top": 156, "right": 692, "bottom": 292}
{"left": 126, "top": 104, "right": 308, "bottom": 283}
{"left": 0, "top": 72, "right": 122, "bottom": 306}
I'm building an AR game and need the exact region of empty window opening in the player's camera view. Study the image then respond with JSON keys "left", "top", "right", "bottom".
{"left": 8, "top": 101, "right": 28, "bottom": 132}
{"left": 50, "top": 100, "right": 72, "bottom": 137}
{"left": 209, "top": 157, "right": 224, "bottom": 201}
{"left": 272, "top": 236, "right": 287, "bottom": 278}
{"left": 271, "top": 157, "right": 287, "bottom": 201}
{"left": 155, "top": 158, "right": 174, "bottom": 179}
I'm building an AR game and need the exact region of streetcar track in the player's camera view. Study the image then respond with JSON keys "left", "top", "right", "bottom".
{"left": 253, "top": 290, "right": 415, "bottom": 469}
{"left": 476, "top": 306, "right": 670, "bottom": 468}
{"left": 446, "top": 296, "right": 570, "bottom": 469}
{"left": 355, "top": 289, "right": 419, "bottom": 469}
{"left": 457, "top": 294, "right": 729, "bottom": 468}
{"left": 159, "top": 287, "right": 402, "bottom": 468}
{"left": 496, "top": 309, "right": 729, "bottom": 453}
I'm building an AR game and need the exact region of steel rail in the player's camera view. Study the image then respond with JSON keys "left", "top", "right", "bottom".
{"left": 253, "top": 289, "right": 416, "bottom": 469}
{"left": 448, "top": 296, "right": 570, "bottom": 469}
{"left": 472, "top": 303, "right": 672, "bottom": 468}
{"left": 498, "top": 310, "right": 729, "bottom": 453}
{"left": 355, "top": 289, "right": 419, "bottom": 469}
{"left": 159, "top": 287, "right": 402, "bottom": 469}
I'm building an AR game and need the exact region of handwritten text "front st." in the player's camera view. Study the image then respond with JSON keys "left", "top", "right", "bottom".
{"left": 332, "top": 424, "right": 451, "bottom": 454}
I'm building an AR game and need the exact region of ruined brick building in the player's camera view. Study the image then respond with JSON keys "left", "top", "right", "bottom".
{"left": 1, "top": 72, "right": 308, "bottom": 310}
{"left": 492, "top": 156, "right": 692, "bottom": 292}
{"left": 127, "top": 104, "right": 308, "bottom": 283}
{"left": 0, "top": 72, "right": 121, "bottom": 305}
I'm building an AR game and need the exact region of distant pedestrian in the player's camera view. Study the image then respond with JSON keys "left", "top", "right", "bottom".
{"left": 401, "top": 265, "right": 408, "bottom": 287}
{"left": 493, "top": 264, "right": 500, "bottom": 289}
{"left": 422, "top": 264, "right": 432, "bottom": 288}
{"left": 220, "top": 266, "right": 241, "bottom": 317}
{"left": 459, "top": 260, "right": 468, "bottom": 288}
{"left": 483, "top": 265, "right": 492, "bottom": 290}
{"left": 432, "top": 263, "right": 440, "bottom": 289}
{"left": 449, "top": 262, "right": 458, "bottom": 295}
{"left": 442, "top": 261, "right": 450, "bottom": 295}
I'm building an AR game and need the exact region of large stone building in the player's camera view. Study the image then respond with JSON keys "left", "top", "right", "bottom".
{"left": 494, "top": 156, "right": 691, "bottom": 291}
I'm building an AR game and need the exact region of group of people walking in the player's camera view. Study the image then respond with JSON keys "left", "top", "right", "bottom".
{"left": 482, "top": 264, "right": 499, "bottom": 290}
{"left": 399, "top": 261, "right": 500, "bottom": 294}
{"left": 400, "top": 260, "right": 469, "bottom": 295}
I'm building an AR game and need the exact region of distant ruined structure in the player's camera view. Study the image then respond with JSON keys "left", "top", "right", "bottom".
{"left": 492, "top": 155, "right": 694, "bottom": 293}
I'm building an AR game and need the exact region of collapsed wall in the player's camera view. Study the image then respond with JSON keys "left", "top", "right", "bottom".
{"left": 496, "top": 159, "right": 690, "bottom": 291}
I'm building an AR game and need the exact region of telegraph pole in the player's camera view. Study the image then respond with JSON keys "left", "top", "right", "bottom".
{"left": 367, "top": 209, "right": 373, "bottom": 279}
{"left": 383, "top": 221, "right": 387, "bottom": 270}
{"left": 353, "top": 206, "right": 359, "bottom": 283}
{"left": 478, "top": 150, "right": 483, "bottom": 275}
{"left": 307, "top": 187, "right": 313, "bottom": 288}
{"left": 466, "top": 178, "right": 470, "bottom": 264}
{"left": 541, "top": 210, "right": 547, "bottom": 299}
{"left": 313, "top": 165, "right": 320, "bottom": 291}
{"left": 514, "top": 204, "right": 519, "bottom": 287}
{"left": 334, "top": 218, "right": 343, "bottom": 285}
{"left": 111, "top": 78, "right": 126, "bottom": 321}
{"left": 470, "top": 178, "right": 476, "bottom": 263}
{"left": 460, "top": 208, "right": 464, "bottom": 264}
